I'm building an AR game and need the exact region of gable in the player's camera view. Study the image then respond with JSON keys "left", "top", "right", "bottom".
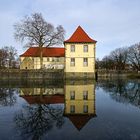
{"left": 64, "top": 26, "right": 97, "bottom": 43}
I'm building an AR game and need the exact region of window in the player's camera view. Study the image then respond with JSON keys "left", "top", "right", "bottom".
{"left": 83, "top": 105, "right": 88, "bottom": 113}
{"left": 70, "top": 58, "right": 75, "bottom": 66}
{"left": 56, "top": 58, "right": 59, "bottom": 62}
{"left": 83, "top": 91, "right": 88, "bottom": 100}
{"left": 71, "top": 45, "right": 75, "bottom": 52}
{"left": 83, "top": 45, "right": 88, "bottom": 52}
{"left": 47, "top": 58, "right": 49, "bottom": 62}
{"left": 83, "top": 58, "right": 88, "bottom": 66}
{"left": 54, "top": 58, "right": 58, "bottom": 62}
{"left": 52, "top": 58, "right": 54, "bottom": 62}
{"left": 70, "top": 105, "right": 75, "bottom": 113}
{"left": 70, "top": 91, "right": 75, "bottom": 100}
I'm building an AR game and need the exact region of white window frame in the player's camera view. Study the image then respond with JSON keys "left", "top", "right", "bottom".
{"left": 83, "top": 105, "right": 88, "bottom": 113}
{"left": 70, "top": 91, "right": 75, "bottom": 100}
{"left": 70, "top": 105, "right": 75, "bottom": 113}
{"left": 47, "top": 58, "right": 49, "bottom": 62}
{"left": 70, "top": 58, "right": 75, "bottom": 66}
{"left": 83, "top": 58, "right": 88, "bottom": 66}
{"left": 71, "top": 45, "right": 75, "bottom": 52}
{"left": 52, "top": 58, "right": 55, "bottom": 62}
{"left": 83, "top": 45, "right": 88, "bottom": 52}
{"left": 83, "top": 91, "right": 88, "bottom": 100}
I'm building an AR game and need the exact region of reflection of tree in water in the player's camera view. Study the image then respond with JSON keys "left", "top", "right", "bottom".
{"left": 14, "top": 104, "right": 64, "bottom": 140}
{"left": 98, "top": 79, "right": 140, "bottom": 107}
{"left": 0, "top": 88, "right": 16, "bottom": 106}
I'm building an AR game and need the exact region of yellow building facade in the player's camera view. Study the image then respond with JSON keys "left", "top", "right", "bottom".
{"left": 64, "top": 26, "right": 97, "bottom": 78}
{"left": 64, "top": 43, "right": 96, "bottom": 73}
{"left": 20, "top": 47, "right": 65, "bottom": 69}
{"left": 20, "top": 56, "right": 64, "bottom": 69}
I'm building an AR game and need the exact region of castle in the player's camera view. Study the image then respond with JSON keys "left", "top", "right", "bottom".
{"left": 20, "top": 26, "right": 97, "bottom": 78}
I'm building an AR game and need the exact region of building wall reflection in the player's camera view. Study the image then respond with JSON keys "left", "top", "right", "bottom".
{"left": 64, "top": 80, "right": 96, "bottom": 130}
{"left": 20, "top": 87, "right": 64, "bottom": 96}
{"left": 20, "top": 87, "right": 64, "bottom": 104}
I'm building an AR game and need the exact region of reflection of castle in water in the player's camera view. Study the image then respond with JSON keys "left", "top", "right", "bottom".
{"left": 20, "top": 80, "right": 96, "bottom": 130}
{"left": 20, "top": 87, "right": 64, "bottom": 104}
{"left": 64, "top": 80, "right": 96, "bottom": 130}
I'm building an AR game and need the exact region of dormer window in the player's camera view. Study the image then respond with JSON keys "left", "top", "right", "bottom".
{"left": 83, "top": 45, "right": 88, "bottom": 52}
{"left": 71, "top": 45, "right": 75, "bottom": 52}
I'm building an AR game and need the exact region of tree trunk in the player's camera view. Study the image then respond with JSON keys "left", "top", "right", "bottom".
{"left": 40, "top": 47, "right": 43, "bottom": 69}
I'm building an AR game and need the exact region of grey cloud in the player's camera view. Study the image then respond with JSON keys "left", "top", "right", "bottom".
{"left": 0, "top": 0, "right": 140, "bottom": 58}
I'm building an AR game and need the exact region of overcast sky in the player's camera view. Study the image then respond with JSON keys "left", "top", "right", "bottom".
{"left": 0, "top": 0, "right": 140, "bottom": 59}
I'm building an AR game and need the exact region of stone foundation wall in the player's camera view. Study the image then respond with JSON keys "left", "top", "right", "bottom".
{"left": 0, "top": 69, "right": 64, "bottom": 80}
{"left": 0, "top": 69, "right": 96, "bottom": 80}
{"left": 65, "top": 72, "right": 95, "bottom": 79}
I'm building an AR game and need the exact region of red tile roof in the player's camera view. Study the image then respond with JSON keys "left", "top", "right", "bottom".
{"left": 20, "top": 95, "right": 64, "bottom": 104}
{"left": 20, "top": 47, "right": 65, "bottom": 57}
{"left": 64, "top": 26, "right": 97, "bottom": 43}
{"left": 65, "top": 114, "right": 96, "bottom": 130}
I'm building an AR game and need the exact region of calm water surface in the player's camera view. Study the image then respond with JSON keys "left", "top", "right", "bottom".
{"left": 0, "top": 79, "right": 140, "bottom": 140}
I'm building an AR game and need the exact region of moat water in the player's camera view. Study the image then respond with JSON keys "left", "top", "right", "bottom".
{"left": 0, "top": 79, "right": 140, "bottom": 140}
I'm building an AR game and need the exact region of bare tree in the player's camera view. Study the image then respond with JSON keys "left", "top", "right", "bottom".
{"left": 0, "top": 46, "right": 18, "bottom": 68}
{"left": 15, "top": 104, "right": 64, "bottom": 139}
{"left": 127, "top": 43, "right": 140, "bottom": 71}
{"left": 100, "top": 56, "right": 115, "bottom": 70}
{"left": 7, "top": 46, "right": 18, "bottom": 68}
{"left": 0, "top": 48, "right": 8, "bottom": 68}
{"left": 99, "top": 43, "right": 140, "bottom": 71}
{"left": 109, "top": 47, "right": 128, "bottom": 70}
{"left": 14, "top": 13, "right": 65, "bottom": 68}
{"left": 0, "top": 88, "right": 17, "bottom": 106}
{"left": 98, "top": 79, "right": 140, "bottom": 108}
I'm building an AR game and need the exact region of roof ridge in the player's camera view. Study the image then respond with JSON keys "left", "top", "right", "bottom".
{"left": 28, "top": 46, "right": 64, "bottom": 48}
